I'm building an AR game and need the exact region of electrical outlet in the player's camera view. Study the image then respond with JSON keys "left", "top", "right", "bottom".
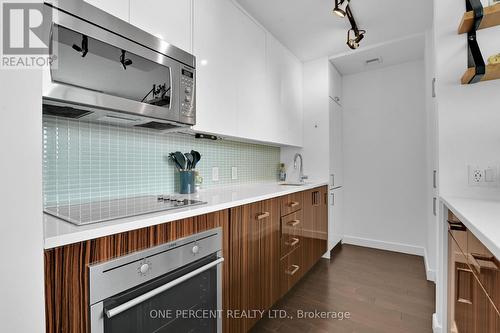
{"left": 468, "top": 165, "right": 499, "bottom": 187}
{"left": 469, "top": 166, "right": 484, "bottom": 185}
{"left": 231, "top": 167, "right": 238, "bottom": 180}
{"left": 212, "top": 167, "right": 219, "bottom": 181}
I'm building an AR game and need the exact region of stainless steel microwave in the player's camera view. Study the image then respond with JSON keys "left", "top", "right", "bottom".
{"left": 42, "top": 0, "right": 196, "bottom": 130}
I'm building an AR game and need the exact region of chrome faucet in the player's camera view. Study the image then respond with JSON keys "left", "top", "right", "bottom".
{"left": 293, "top": 153, "right": 308, "bottom": 183}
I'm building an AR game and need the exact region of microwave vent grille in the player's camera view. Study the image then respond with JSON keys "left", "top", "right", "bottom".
{"left": 43, "top": 104, "right": 93, "bottom": 119}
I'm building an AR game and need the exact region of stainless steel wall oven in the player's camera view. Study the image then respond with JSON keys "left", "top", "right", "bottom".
{"left": 89, "top": 228, "right": 223, "bottom": 333}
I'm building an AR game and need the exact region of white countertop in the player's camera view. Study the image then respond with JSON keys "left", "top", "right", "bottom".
{"left": 441, "top": 196, "right": 500, "bottom": 260}
{"left": 44, "top": 181, "right": 328, "bottom": 249}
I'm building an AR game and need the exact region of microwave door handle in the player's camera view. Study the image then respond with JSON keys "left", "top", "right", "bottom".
{"left": 168, "top": 66, "right": 173, "bottom": 110}
{"left": 104, "top": 257, "right": 224, "bottom": 319}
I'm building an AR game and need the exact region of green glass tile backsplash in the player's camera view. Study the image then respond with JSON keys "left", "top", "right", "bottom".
{"left": 43, "top": 116, "right": 280, "bottom": 207}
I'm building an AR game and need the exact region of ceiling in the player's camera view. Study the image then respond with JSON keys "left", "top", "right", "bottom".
{"left": 235, "top": 0, "right": 433, "bottom": 62}
{"left": 330, "top": 34, "right": 425, "bottom": 75}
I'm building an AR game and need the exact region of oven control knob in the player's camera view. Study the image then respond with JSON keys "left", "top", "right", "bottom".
{"left": 140, "top": 263, "right": 150, "bottom": 274}
{"left": 192, "top": 245, "right": 199, "bottom": 254}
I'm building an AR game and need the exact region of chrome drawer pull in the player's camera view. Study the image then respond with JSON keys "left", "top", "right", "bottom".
{"left": 447, "top": 220, "right": 466, "bottom": 231}
{"left": 285, "top": 265, "right": 300, "bottom": 276}
{"left": 287, "top": 219, "right": 300, "bottom": 227}
{"left": 257, "top": 212, "right": 270, "bottom": 220}
{"left": 289, "top": 201, "right": 299, "bottom": 208}
{"left": 285, "top": 238, "right": 300, "bottom": 247}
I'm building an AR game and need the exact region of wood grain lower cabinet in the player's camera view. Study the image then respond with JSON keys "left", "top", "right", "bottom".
{"left": 44, "top": 187, "right": 328, "bottom": 333}
{"left": 229, "top": 199, "right": 280, "bottom": 332}
{"left": 447, "top": 213, "right": 500, "bottom": 333}
{"left": 280, "top": 246, "right": 303, "bottom": 298}
{"left": 302, "top": 186, "right": 328, "bottom": 273}
{"left": 44, "top": 210, "right": 230, "bottom": 333}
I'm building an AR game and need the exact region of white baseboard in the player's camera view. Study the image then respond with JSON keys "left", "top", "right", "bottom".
{"left": 342, "top": 235, "right": 425, "bottom": 256}
{"left": 432, "top": 313, "right": 442, "bottom": 333}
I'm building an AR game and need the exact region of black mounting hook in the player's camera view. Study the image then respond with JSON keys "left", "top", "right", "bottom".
{"left": 465, "top": 0, "right": 485, "bottom": 84}
{"left": 120, "top": 50, "right": 133, "bottom": 70}
{"left": 72, "top": 35, "right": 88, "bottom": 58}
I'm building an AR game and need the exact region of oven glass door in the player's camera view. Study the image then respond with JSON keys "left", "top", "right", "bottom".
{"left": 102, "top": 254, "right": 218, "bottom": 333}
{"left": 51, "top": 24, "right": 172, "bottom": 109}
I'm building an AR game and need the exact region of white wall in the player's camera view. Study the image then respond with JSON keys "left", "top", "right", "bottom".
{"left": 281, "top": 57, "right": 330, "bottom": 182}
{"left": 342, "top": 60, "right": 428, "bottom": 256}
{"left": 0, "top": 70, "right": 45, "bottom": 331}
{"left": 435, "top": 0, "right": 500, "bottom": 200}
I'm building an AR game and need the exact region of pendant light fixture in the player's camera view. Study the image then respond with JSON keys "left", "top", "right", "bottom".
{"left": 333, "top": 0, "right": 366, "bottom": 50}
{"left": 333, "top": 0, "right": 349, "bottom": 17}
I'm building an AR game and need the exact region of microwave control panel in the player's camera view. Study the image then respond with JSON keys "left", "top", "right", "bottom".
{"left": 180, "top": 68, "right": 195, "bottom": 117}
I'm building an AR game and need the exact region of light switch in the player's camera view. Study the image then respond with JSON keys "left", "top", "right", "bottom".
{"left": 212, "top": 167, "right": 219, "bottom": 181}
{"left": 484, "top": 167, "right": 496, "bottom": 182}
{"left": 231, "top": 167, "right": 238, "bottom": 180}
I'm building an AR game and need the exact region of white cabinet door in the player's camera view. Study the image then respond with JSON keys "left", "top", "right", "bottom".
{"left": 130, "top": 0, "right": 192, "bottom": 52}
{"left": 329, "top": 62, "right": 342, "bottom": 100}
{"left": 329, "top": 98, "right": 343, "bottom": 188}
{"left": 266, "top": 34, "right": 303, "bottom": 146}
{"left": 85, "top": 0, "right": 129, "bottom": 22}
{"left": 193, "top": 0, "right": 266, "bottom": 138}
{"left": 329, "top": 187, "right": 344, "bottom": 251}
{"left": 235, "top": 16, "right": 267, "bottom": 142}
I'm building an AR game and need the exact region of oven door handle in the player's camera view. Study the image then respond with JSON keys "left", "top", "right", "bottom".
{"left": 105, "top": 257, "right": 224, "bottom": 319}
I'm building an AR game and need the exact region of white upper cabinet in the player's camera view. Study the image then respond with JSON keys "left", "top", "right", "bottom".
{"left": 129, "top": 0, "right": 193, "bottom": 52}
{"left": 329, "top": 64, "right": 343, "bottom": 188}
{"left": 193, "top": 0, "right": 303, "bottom": 146}
{"left": 84, "top": 0, "right": 129, "bottom": 22}
{"left": 266, "top": 34, "right": 303, "bottom": 147}
{"left": 329, "top": 62, "right": 342, "bottom": 100}
{"left": 193, "top": 0, "right": 247, "bottom": 137}
{"left": 329, "top": 98, "right": 343, "bottom": 188}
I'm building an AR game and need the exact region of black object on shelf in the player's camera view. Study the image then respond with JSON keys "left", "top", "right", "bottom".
{"left": 465, "top": 0, "right": 486, "bottom": 84}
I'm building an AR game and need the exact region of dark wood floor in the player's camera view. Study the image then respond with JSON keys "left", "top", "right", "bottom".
{"left": 251, "top": 244, "right": 436, "bottom": 333}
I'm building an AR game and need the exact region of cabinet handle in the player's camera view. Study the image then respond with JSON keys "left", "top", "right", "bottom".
{"left": 285, "top": 265, "right": 300, "bottom": 276}
{"left": 285, "top": 238, "right": 300, "bottom": 247}
{"left": 433, "top": 197, "right": 437, "bottom": 216}
{"left": 289, "top": 201, "right": 300, "bottom": 208}
{"left": 287, "top": 219, "right": 300, "bottom": 227}
{"left": 447, "top": 220, "right": 466, "bottom": 231}
{"left": 257, "top": 212, "right": 270, "bottom": 220}
{"left": 433, "top": 170, "right": 437, "bottom": 189}
{"left": 331, "top": 193, "right": 335, "bottom": 206}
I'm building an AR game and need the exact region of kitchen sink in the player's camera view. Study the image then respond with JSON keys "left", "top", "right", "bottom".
{"left": 280, "top": 181, "right": 310, "bottom": 186}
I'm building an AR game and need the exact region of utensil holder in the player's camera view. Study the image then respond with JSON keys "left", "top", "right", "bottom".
{"left": 179, "top": 170, "right": 196, "bottom": 194}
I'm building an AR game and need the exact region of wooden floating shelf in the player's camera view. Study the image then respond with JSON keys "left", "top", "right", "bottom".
{"left": 458, "top": 4, "right": 500, "bottom": 34}
{"left": 461, "top": 64, "right": 500, "bottom": 84}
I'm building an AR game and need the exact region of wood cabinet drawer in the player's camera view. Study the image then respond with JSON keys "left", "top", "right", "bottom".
{"left": 280, "top": 192, "right": 303, "bottom": 216}
{"left": 281, "top": 210, "right": 303, "bottom": 258}
{"left": 467, "top": 229, "right": 499, "bottom": 312}
{"left": 280, "top": 246, "right": 303, "bottom": 297}
{"left": 447, "top": 209, "right": 500, "bottom": 326}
